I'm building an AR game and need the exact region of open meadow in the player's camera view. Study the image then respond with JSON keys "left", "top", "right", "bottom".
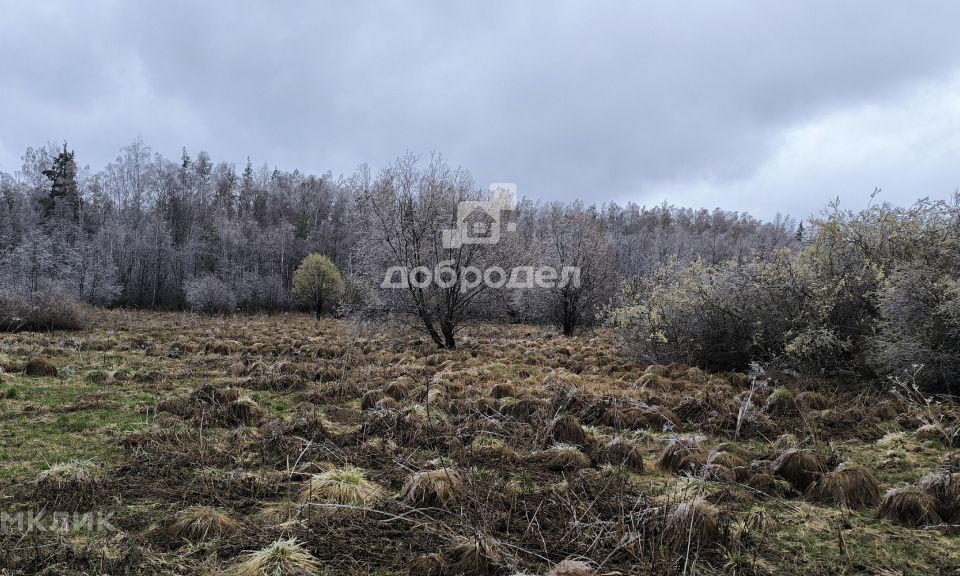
{"left": 1, "top": 311, "right": 958, "bottom": 575}
{"left": 6, "top": 2, "right": 960, "bottom": 574}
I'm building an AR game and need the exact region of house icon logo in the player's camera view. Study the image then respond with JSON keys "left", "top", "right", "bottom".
{"left": 442, "top": 183, "right": 517, "bottom": 248}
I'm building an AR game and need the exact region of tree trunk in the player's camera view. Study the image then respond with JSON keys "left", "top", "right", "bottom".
{"left": 417, "top": 309, "right": 445, "bottom": 348}
{"left": 425, "top": 321, "right": 445, "bottom": 348}
{"left": 314, "top": 296, "right": 323, "bottom": 318}
{"left": 441, "top": 321, "right": 456, "bottom": 350}
{"left": 559, "top": 290, "right": 579, "bottom": 336}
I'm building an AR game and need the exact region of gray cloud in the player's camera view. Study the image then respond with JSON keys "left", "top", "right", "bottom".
{"left": 2, "top": 0, "right": 960, "bottom": 218}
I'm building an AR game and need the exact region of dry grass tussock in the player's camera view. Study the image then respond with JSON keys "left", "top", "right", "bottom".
{"left": 228, "top": 538, "right": 322, "bottom": 576}
{"left": 658, "top": 436, "right": 707, "bottom": 474}
{"left": 772, "top": 449, "right": 827, "bottom": 491}
{"left": 445, "top": 535, "right": 504, "bottom": 576}
{"left": 546, "top": 559, "right": 595, "bottom": 576}
{"left": 401, "top": 468, "right": 465, "bottom": 507}
{"left": 916, "top": 471, "right": 960, "bottom": 522}
{"left": 664, "top": 499, "right": 721, "bottom": 551}
{"left": 34, "top": 460, "right": 99, "bottom": 508}
{"left": 878, "top": 487, "right": 942, "bottom": 527}
{"left": 169, "top": 505, "right": 241, "bottom": 541}
{"left": 530, "top": 443, "right": 592, "bottom": 471}
{"left": 805, "top": 463, "right": 881, "bottom": 508}
{"left": 300, "top": 465, "right": 387, "bottom": 507}
{"left": 24, "top": 357, "right": 58, "bottom": 377}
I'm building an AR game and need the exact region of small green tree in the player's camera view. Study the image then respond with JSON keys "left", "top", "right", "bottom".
{"left": 292, "top": 253, "right": 344, "bottom": 318}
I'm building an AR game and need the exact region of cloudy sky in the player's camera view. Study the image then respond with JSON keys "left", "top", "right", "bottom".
{"left": 2, "top": 1, "right": 959, "bottom": 220}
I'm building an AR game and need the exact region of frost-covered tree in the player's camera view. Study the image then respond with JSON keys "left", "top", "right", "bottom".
{"left": 184, "top": 274, "right": 237, "bottom": 314}
{"left": 527, "top": 203, "right": 616, "bottom": 336}
{"left": 356, "top": 154, "right": 501, "bottom": 349}
{"left": 0, "top": 138, "right": 803, "bottom": 326}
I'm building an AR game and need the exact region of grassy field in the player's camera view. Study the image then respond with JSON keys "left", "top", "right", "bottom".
{"left": 0, "top": 310, "right": 958, "bottom": 575}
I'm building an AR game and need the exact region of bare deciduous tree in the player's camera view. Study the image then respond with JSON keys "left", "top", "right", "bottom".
{"left": 529, "top": 202, "right": 617, "bottom": 336}
{"left": 357, "top": 154, "right": 494, "bottom": 349}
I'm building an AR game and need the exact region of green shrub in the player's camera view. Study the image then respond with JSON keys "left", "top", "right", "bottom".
{"left": 337, "top": 275, "right": 378, "bottom": 317}
{"left": 609, "top": 195, "right": 960, "bottom": 392}
{"left": 869, "top": 265, "right": 960, "bottom": 392}
{"left": 292, "top": 253, "right": 344, "bottom": 318}
{"left": 608, "top": 252, "right": 841, "bottom": 372}
{"left": 811, "top": 196, "right": 960, "bottom": 392}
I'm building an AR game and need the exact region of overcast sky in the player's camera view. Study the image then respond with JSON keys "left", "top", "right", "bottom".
{"left": 2, "top": 1, "right": 959, "bottom": 220}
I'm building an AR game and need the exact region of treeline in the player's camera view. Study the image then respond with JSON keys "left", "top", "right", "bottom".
{"left": 3, "top": 140, "right": 957, "bottom": 392}
{"left": 0, "top": 140, "right": 795, "bottom": 313}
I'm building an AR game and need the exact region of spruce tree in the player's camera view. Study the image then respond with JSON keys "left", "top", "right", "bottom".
{"left": 40, "top": 142, "right": 79, "bottom": 219}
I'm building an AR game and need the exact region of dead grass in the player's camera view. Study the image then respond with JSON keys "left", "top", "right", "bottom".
{"left": 2, "top": 310, "right": 959, "bottom": 575}
{"left": 772, "top": 449, "right": 827, "bottom": 491}
{"left": 546, "top": 559, "right": 595, "bottom": 576}
{"left": 228, "top": 538, "right": 322, "bottom": 576}
{"left": 445, "top": 535, "right": 504, "bottom": 576}
{"left": 24, "top": 357, "right": 58, "bottom": 377}
{"left": 658, "top": 436, "right": 707, "bottom": 474}
{"left": 530, "top": 443, "right": 592, "bottom": 471}
{"left": 34, "top": 459, "right": 99, "bottom": 509}
{"left": 878, "top": 487, "right": 942, "bottom": 527}
{"left": 169, "top": 505, "right": 241, "bottom": 541}
{"left": 300, "top": 465, "right": 387, "bottom": 507}
{"left": 805, "top": 463, "right": 881, "bottom": 508}
{"left": 664, "top": 499, "right": 721, "bottom": 551}
{"left": 916, "top": 471, "right": 960, "bottom": 522}
{"left": 401, "top": 468, "right": 465, "bottom": 507}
